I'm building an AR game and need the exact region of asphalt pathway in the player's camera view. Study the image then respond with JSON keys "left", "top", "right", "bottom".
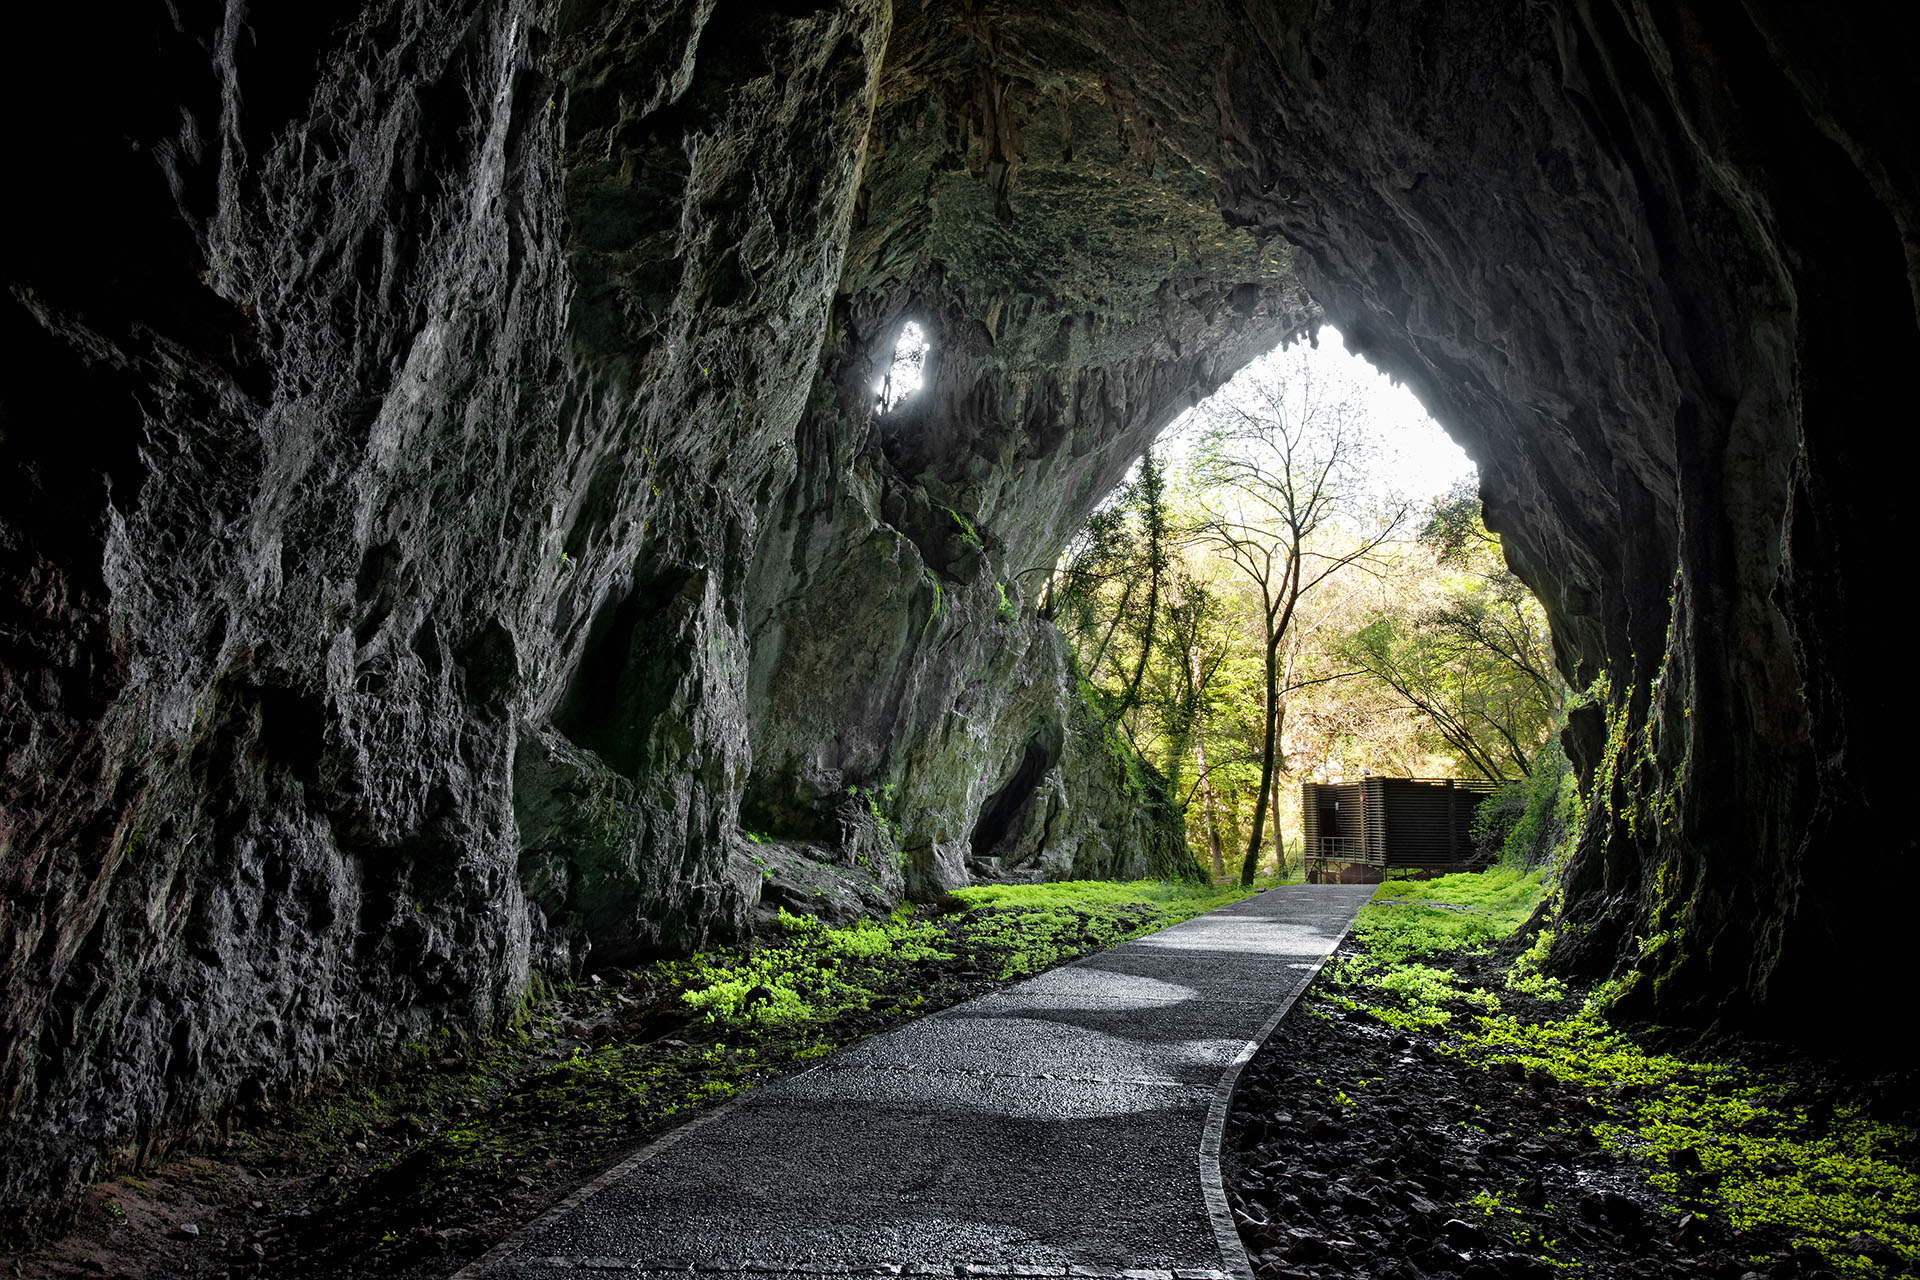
{"left": 462, "top": 883, "right": 1377, "bottom": 1280}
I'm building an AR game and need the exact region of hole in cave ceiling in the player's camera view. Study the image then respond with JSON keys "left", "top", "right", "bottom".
{"left": 875, "top": 320, "right": 930, "bottom": 414}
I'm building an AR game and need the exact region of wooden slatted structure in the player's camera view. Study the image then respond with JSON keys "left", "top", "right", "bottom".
{"left": 1301, "top": 776, "right": 1499, "bottom": 883}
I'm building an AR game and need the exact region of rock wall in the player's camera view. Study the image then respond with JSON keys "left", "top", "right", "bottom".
{"left": 1197, "top": 0, "right": 1917, "bottom": 1052}
{"left": 1, "top": 0, "right": 1310, "bottom": 1233}
{"left": 8, "top": 0, "right": 1912, "bottom": 1237}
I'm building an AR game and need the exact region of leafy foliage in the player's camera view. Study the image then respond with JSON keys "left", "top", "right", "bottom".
{"left": 1472, "top": 742, "right": 1580, "bottom": 866}
{"left": 1337, "top": 484, "right": 1562, "bottom": 783}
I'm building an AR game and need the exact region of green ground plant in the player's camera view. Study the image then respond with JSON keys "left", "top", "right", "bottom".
{"left": 1327, "top": 867, "right": 1920, "bottom": 1277}
{"left": 205, "top": 876, "right": 1267, "bottom": 1273}
{"left": 662, "top": 908, "right": 954, "bottom": 1030}
{"left": 951, "top": 878, "right": 1271, "bottom": 978}
{"left": 1323, "top": 867, "right": 1545, "bottom": 1029}
{"left": 665, "top": 878, "right": 1271, "bottom": 1031}
{"left": 1471, "top": 1001, "right": 1920, "bottom": 1276}
{"left": 1356, "top": 866, "right": 1546, "bottom": 961}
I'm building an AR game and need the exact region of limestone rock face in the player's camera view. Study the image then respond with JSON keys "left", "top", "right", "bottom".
{"left": 1, "top": 0, "right": 1305, "bottom": 1232}
{"left": 5, "top": 0, "right": 1912, "bottom": 1237}
{"left": 1196, "top": 0, "right": 1918, "bottom": 1047}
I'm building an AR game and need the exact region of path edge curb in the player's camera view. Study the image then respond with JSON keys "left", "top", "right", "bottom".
{"left": 1198, "top": 893, "right": 1365, "bottom": 1280}
{"left": 444, "top": 1068, "right": 809, "bottom": 1280}
{"left": 443, "top": 907, "right": 1148, "bottom": 1278}
{"left": 454, "top": 887, "right": 1366, "bottom": 1279}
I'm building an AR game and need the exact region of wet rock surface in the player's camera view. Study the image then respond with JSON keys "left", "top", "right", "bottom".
{"left": 1224, "top": 940, "right": 1920, "bottom": 1280}
{"left": 4, "top": 0, "right": 1303, "bottom": 1230}
{"left": 1210, "top": 0, "right": 1920, "bottom": 1042}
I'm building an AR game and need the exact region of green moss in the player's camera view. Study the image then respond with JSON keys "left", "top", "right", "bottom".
{"left": 942, "top": 506, "right": 985, "bottom": 552}
{"left": 1504, "top": 928, "right": 1568, "bottom": 1001}
{"left": 921, "top": 568, "right": 945, "bottom": 638}
{"left": 844, "top": 784, "right": 904, "bottom": 871}
{"left": 1469, "top": 1009, "right": 1919, "bottom": 1276}
{"left": 1325, "top": 867, "right": 1918, "bottom": 1278}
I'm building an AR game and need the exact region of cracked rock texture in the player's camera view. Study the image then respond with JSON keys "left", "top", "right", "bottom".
{"left": 3, "top": 0, "right": 1913, "bottom": 1240}
{"left": 1201, "top": 0, "right": 1918, "bottom": 1048}
{"left": 1, "top": 0, "right": 1303, "bottom": 1233}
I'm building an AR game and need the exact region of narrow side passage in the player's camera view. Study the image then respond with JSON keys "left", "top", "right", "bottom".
{"left": 461, "top": 884, "right": 1377, "bottom": 1279}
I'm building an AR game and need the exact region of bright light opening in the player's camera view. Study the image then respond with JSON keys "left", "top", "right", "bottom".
{"left": 1163, "top": 326, "right": 1476, "bottom": 502}
{"left": 875, "top": 321, "right": 930, "bottom": 413}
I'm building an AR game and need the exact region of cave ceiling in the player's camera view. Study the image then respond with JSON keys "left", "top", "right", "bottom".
{"left": 2, "top": 0, "right": 1915, "bottom": 1236}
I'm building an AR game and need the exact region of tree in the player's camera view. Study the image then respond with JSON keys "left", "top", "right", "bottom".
{"left": 1048, "top": 448, "right": 1171, "bottom": 719}
{"left": 1047, "top": 448, "right": 1200, "bottom": 859}
{"left": 1117, "top": 448, "right": 1169, "bottom": 718}
{"left": 1187, "top": 351, "right": 1407, "bottom": 885}
{"left": 1337, "top": 487, "right": 1560, "bottom": 784}
{"left": 1152, "top": 566, "right": 1231, "bottom": 874}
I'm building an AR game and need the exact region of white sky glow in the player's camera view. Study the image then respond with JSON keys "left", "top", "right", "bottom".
{"left": 1164, "top": 326, "right": 1476, "bottom": 503}
{"left": 875, "top": 321, "right": 929, "bottom": 411}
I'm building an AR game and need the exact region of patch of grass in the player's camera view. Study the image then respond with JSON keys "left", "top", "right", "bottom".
{"left": 1321, "top": 865, "right": 1920, "bottom": 1279}
{"left": 1357, "top": 866, "right": 1546, "bottom": 962}
{"left": 947, "top": 876, "right": 1270, "bottom": 979}
{"left": 1470, "top": 1008, "right": 1920, "bottom": 1277}
{"left": 662, "top": 880, "right": 1267, "bottom": 1030}
{"left": 1324, "top": 868, "right": 1546, "bottom": 1028}
{"left": 951, "top": 876, "right": 1267, "bottom": 912}
{"left": 661, "top": 908, "right": 955, "bottom": 1031}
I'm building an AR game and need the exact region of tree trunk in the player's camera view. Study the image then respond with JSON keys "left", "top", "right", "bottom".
{"left": 1121, "top": 461, "right": 1164, "bottom": 715}
{"left": 1187, "top": 643, "right": 1225, "bottom": 879}
{"left": 1085, "top": 578, "right": 1135, "bottom": 684}
{"left": 1194, "top": 729, "right": 1223, "bottom": 878}
{"left": 1240, "top": 633, "right": 1283, "bottom": 886}
{"left": 1269, "top": 706, "right": 1288, "bottom": 878}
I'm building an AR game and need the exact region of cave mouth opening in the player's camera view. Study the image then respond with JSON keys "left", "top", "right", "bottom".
{"left": 1159, "top": 326, "right": 1476, "bottom": 504}
{"left": 875, "top": 319, "right": 930, "bottom": 413}
{"left": 970, "top": 737, "right": 1058, "bottom": 859}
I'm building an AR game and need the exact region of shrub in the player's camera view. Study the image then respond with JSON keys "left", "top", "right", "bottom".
{"left": 1472, "top": 743, "right": 1578, "bottom": 868}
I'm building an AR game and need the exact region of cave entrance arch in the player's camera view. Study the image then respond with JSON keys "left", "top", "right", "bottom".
{"left": 970, "top": 733, "right": 1061, "bottom": 865}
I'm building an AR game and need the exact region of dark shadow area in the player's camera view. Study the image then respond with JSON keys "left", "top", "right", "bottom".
{"left": 970, "top": 737, "right": 1059, "bottom": 859}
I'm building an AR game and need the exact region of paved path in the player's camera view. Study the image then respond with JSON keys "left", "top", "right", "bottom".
{"left": 463, "top": 884, "right": 1376, "bottom": 1280}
